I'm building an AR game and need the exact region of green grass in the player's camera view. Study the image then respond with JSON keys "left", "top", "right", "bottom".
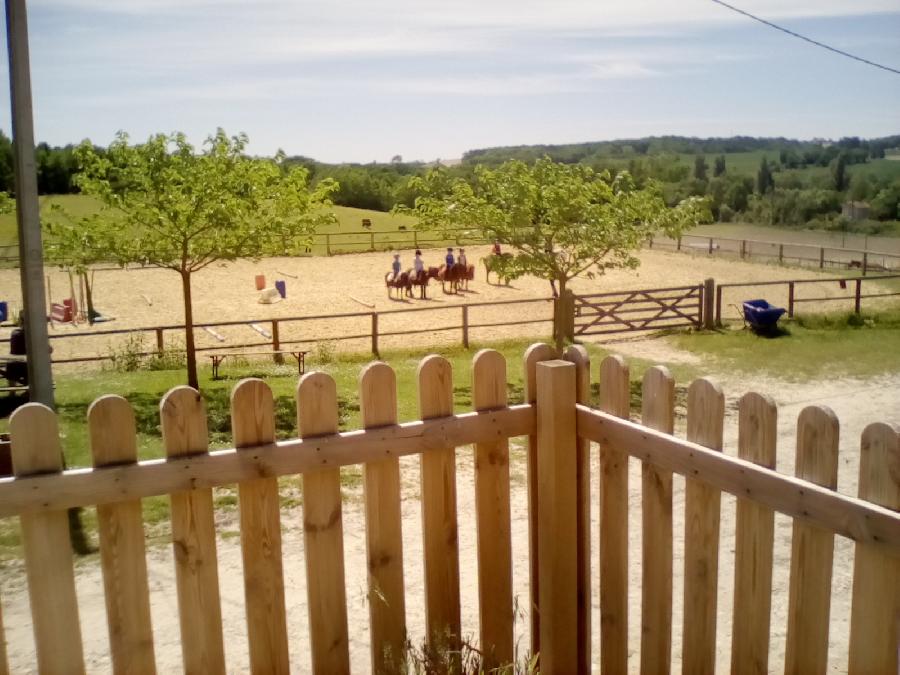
{"left": 669, "top": 310, "right": 900, "bottom": 380}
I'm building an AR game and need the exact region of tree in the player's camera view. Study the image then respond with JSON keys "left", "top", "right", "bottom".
{"left": 693, "top": 154, "right": 708, "bottom": 181}
{"left": 757, "top": 157, "right": 774, "bottom": 194}
{"left": 398, "top": 158, "right": 710, "bottom": 348}
{"left": 831, "top": 152, "right": 849, "bottom": 192}
{"left": 70, "top": 129, "right": 337, "bottom": 388}
{"left": 713, "top": 155, "right": 726, "bottom": 177}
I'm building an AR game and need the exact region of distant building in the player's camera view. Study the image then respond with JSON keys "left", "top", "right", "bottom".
{"left": 842, "top": 201, "right": 870, "bottom": 220}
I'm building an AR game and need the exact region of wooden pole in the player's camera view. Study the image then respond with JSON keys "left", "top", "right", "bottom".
{"left": 779, "top": 243, "right": 784, "bottom": 264}
{"left": 862, "top": 251, "right": 868, "bottom": 276}
{"left": 819, "top": 247, "right": 825, "bottom": 269}
{"left": 703, "top": 278, "right": 715, "bottom": 330}
{"left": 535, "top": 360, "right": 579, "bottom": 673}
{"left": 462, "top": 305, "right": 469, "bottom": 348}
{"left": 271, "top": 319, "right": 283, "bottom": 364}
{"left": 325, "top": 233, "right": 331, "bottom": 256}
{"left": 855, "top": 279, "right": 862, "bottom": 314}
{"left": 370, "top": 312, "right": 379, "bottom": 356}
{"left": 6, "top": 0, "right": 54, "bottom": 406}
{"left": 788, "top": 281, "right": 795, "bottom": 318}
{"left": 156, "top": 328, "right": 164, "bottom": 356}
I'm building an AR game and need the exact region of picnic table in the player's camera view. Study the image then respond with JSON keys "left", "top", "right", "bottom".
{"left": 208, "top": 350, "right": 308, "bottom": 380}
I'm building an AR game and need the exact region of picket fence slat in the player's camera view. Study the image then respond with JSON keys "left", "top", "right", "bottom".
{"left": 564, "top": 345, "right": 591, "bottom": 675}
{"left": 10, "top": 403, "right": 85, "bottom": 675}
{"left": 640, "top": 366, "right": 675, "bottom": 675}
{"left": 89, "top": 395, "right": 156, "bottom": 675}
{"left": 597, "top": 355, "right": 630, "bottom": 675}
{"left": 297, "top": 372, "right": 350, "bottom": 674}
{"left": 160, "top": 386, "right": 226, "bottom": 674}
{"left": 231, "top": 379, "right": 289, "bottom": 674}
{"left": 522, "top": 341, "right": 556, "bottom": 655}
{"left": 731, "top": 392, "right": 777, "bottom": 675}
{"left": 360, "top": 362, "right": 407, "bottom": 674}
{"left": 681, "top": 378, "right": 725, "bottom": 675}
{"left": 417, "top": 355, "right": 462, "bottom": 655}
{"left": 576, "top": 406, "right": 900, "bottom": 552}
{"left": 536, "top": 360, "right": 580, "bottom": 673}
{"left": 472, "top": 349, "right": 514, "bottom": 668}
{"left": 785, "top": 406, "right": 839, "bottom": 675}
{"left": 848, "top": 422, "right": 900, "bottom": 674}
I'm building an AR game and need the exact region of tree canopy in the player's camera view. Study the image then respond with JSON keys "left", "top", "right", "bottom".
{"left": 399, "top": 157, "right": 710, "bottom": 345}
{"left": 58, "top": 129, "right": 337, "bottom": 387}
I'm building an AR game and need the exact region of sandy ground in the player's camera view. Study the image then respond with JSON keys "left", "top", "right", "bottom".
{"left": 1, "top": 343, "right": 897, "bottom": 673}
{"left": 0, "top": 246, "right": 893, "bottom": 363}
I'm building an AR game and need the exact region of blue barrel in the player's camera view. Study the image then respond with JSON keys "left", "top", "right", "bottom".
{"left": 275, "top": 280, "right": 286, "bottom": 299}
{"left": 0, "top": 301, "right": 6, "bottom": 322}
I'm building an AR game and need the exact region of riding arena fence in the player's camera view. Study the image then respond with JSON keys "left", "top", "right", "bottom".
{"left": 0, "top": 345, "right": 896, "bottom": 672}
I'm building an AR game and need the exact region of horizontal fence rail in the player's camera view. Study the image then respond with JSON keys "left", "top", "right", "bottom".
{"left": 573, "top": 284, "right": 702, "bottom": 336}
{"left": 0, "top": 344, "right": 897, "bottom": 673}
{"left": 714, "top": 274, "right": 900, "bottom": 324}
{"left": 650, "top": 233, "right": 900, "bottom": 274}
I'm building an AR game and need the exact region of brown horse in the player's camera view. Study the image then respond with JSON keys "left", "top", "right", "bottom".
{"left": 457, "top": 263, "right": 476, "bottom": 291}
{"left": 430, "top": 264, "right": 468, "bottom": 294}
{"left": 407, "top": 268, "right": 430, "bottom": 299}
{"left": 483, "top": 253, "right": 515, "bottom": 285}
{"left": 385, "top": 271, "right": 412, "bottom": 299}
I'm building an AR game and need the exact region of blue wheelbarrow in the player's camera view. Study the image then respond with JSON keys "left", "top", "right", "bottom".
{"left": 742, "top": 299, "right": 786, "bottom": 333}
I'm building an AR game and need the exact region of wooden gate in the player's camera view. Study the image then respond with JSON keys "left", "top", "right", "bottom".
{"left": 573, "top": 284, "right": 702, "bottom": 336}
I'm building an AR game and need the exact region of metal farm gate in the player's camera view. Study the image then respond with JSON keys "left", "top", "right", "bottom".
{"left": 573, "top": 284, "right": 703, "bottom": 336}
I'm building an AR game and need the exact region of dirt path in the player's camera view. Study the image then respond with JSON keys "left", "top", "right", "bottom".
{"left": 1, "top": 343, "right": 896, "bottom": 673}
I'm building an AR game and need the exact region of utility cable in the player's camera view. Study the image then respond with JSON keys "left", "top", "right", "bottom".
{"left": 710, "top": 0, "right": 900, "bottom": 76}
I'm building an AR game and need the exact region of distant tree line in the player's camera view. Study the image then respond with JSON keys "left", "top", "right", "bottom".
{"left": 2, "top": 131, "right": 899, "bottom": 233}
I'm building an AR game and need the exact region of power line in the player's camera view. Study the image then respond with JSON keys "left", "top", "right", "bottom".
{"left": 710, "top": 0, "right": 900, "bottom": 76}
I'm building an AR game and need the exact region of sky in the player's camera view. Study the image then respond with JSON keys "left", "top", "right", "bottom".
{"left": 0, "top": 0, "right": 898, "bottom": 163}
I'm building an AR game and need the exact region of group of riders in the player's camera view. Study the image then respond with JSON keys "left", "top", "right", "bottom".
{"left": 387, "top": 242, "right": 504, "bottom": 283}
{"left": 387, "top": 246, "right": 475, "bottom": 284}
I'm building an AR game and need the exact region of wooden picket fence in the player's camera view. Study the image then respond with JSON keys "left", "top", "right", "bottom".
{"left": 0, "top": 344, "right": 898, "bottom": 673}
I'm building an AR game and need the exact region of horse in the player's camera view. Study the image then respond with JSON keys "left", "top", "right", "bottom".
{"left": 407, "top": 268, "right": 430, "bottom": 299}
{"left": 429, "top": 264, "right": 459, "bottom": 294}
{"left": 385, "top": 271, "right": 412, "bottom": 299}
{"left": 456, "top": 263, "right": 476, "bottom": 291}
{"left": 483, "top": 253, "right": 516, "bottom": 285}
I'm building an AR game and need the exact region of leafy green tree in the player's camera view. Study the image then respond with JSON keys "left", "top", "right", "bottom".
{"left": 713, "top": 155, "right": 726, "bottom": 177}
{"left": 757, "top": 157, "right": 774, "bottom": 194}
{"left": 69, "top": 129, "right": 337, "bottom": 388}
{"left": 831, "top": 152, "right": 848, "bottom": 192}
{"left": 398, "top": 158, "right": 710, "bottom": 347}
{"left": 693, "top": 154, "right": 708, "bottom": 181}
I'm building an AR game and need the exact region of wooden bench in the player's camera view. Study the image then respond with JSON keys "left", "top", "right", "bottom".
{"left": 208, "top": 350, "right": 308, "bottom": 380}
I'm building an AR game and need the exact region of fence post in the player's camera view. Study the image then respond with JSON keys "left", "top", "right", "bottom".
{"left": 325, "top": 233, "right": 331, "bottom": 256}
{"left": 779, "top": 243, "right": 784, "bottom": 264}
{"left": 648, "top": 235, "right": 653, "bottom": 249}
{"left": 703, "top": 278, "right": 715, "bottom": 330}
{"left": 862, "top": 252, "right": 868, "bottom": 276}
{"left": 715, "top": 285, "right": 723, "bottom": 326}
{"left": 819, "top": 247, "right": 825, "bottom": 269}
{"left": 369, "top": 231, "right": 375, "bottom": 252}
{"left": 708, "top": 237, "right": 714, "bottom": 255}
{"left": 461, "top": 305, "right": 469, "bottom": 348}
{"left": 740, "top": 240, "right": 746, "bottom": 259}
{"left": 371, "top": 312, "right": 379, "bottom": 356}
{"left": 535, "top": 360, "right": 579, "bottom": 673}
{"left": 677, "top": 236, "right": 682, "bottom": 251}
{"left": 271, "top": 320, "right": 283, "bottom": 364}
{"left": 553, "top": 290, "right": 575, "bottom": 344}
{"left": 855, "top": 279, "right": 862, "bottom": 314}
{"left": 788, "top": 282, "right": 795, "bottom": 318}
{"left": 413, "top": 230, "right": 418, "bottom": 249}
{"left": 156, "top": 328, "right": 164, "bottom": 356}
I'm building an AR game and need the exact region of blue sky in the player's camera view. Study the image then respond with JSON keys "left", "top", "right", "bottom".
{"left": 1, "top": 0, "right": 898, "bottom": 163}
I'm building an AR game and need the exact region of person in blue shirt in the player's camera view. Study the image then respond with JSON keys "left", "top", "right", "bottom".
{"left": 445, "top": 247, "right": 455, "bottom": 267}
{"left": 390, "top": 253, "right": 401, "bottom": 281}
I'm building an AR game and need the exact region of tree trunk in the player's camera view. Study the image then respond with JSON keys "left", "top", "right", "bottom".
{"left": 554, "top": 277, "right": 568, "bottom": 352}
{"left": 81, "top": 271, "right": 95, "bottom": 325}
{"left": 181, "top": 269, "right": 199, "bottom": 389}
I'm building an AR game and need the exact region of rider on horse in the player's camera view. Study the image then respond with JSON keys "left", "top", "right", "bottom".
{"left": 389, "top": 253, "right": 401, "bottom": 282}
{"left": 413, "top": 250, "right": 424, "bottom": 281}
{"left": 492, "top": 240, "right": 502, "bottom": 256}
{"left": 458, "top": 248, "right": 468, "bottom": 268}
{"left": 445, "top": 247, "right": 455, "bottom": 267}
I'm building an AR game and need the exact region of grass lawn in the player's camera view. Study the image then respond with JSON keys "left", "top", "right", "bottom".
{"left": 669, "top": 310, "right": 900, "bottom": 380}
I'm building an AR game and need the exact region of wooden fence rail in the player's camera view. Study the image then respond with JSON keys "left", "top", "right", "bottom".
{"left": 650, "top": 233, "right": 900, "bottom": 274}
{"left": 0, "top": 345, "right": 898, "bottom": 673}
{"left": 714, "top": 273, "right": 900, "bottom": 324}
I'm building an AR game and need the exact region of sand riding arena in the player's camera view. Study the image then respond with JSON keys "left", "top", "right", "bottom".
{"left": 0, "top": 245, "right": 896, "bottom": 364}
